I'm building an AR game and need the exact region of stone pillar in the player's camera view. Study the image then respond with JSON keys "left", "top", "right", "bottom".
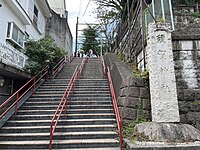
{"left": 146, "top": 23, "right": 180, "bottom": 122}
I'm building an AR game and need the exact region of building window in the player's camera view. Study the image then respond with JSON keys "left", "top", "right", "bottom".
{"left": 6, "top": 22, "right": 25, "bottom": 48}
{"left": 33, "top": 5, "right": 38, "bottom": 27}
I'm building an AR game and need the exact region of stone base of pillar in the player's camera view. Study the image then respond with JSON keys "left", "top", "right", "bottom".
{"left": 124, "top": 138, "right": 200, "bottom": 150}
{"left": 133, "top": 122, "right": 200, "bottom": 142}
{"left": 123, "top": 122, "right": 200, "bottom": 149}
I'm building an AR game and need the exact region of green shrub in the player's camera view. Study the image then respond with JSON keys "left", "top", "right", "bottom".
{"left": 117, "top": 52, "right": 126, "bottom": 62}
{"left": 24, "top": 36, "right": 66, "bottom": 75}
{"left": 128, "top": 63, "right": 149, "bottom": 79}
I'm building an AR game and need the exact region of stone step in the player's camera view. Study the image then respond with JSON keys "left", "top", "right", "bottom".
{"left": 36, "top": 88, "right": 67, "bottom": 91}
{"left": 12, "top": 113, "right": 115, "bottom": 120}
{"left": 6, "top": 118, "right": 116, "bottom": 126}
{"left": 37, "top": 85, "right": 109, "bottom": 90}
{"left": 20, "top": 103, "right": 112, "bottom": 110}
{"left": 34, "top": 91, "right": 66, "bottom": 94}
{"left": 34, "top": 90, "right": 110, "bottom": 94}
{"left": 28, "top": 97, "right": 61, "bottom": 101}
{"left": 0, "top": 57, "right": 120, "bottom": 150}
{"left": 38, "top": 85, "right": 68, "bottom": 89}
{"left": 68, "top": 100, "right": 112, "bottom": 105}
{"left": 40, "top": 84, "right": 68, "bottom": 88}
{"left": 67, "top": 104, "right": 113, "bottom": 109}
{"left": 45, "top": 79, "right": 70, "bottom": 82}
{"left": 24, "top": 101, "right": 60, "bottom": 105}
{"left": 72, "top": 93, "right": 111, "bottom": 97}
{"left": 76, "top": 82, "right": 108, "bottom": 85}
{"left": 0, "top": 139, "right": 119, "bottom": 149}
{"left": 60, "top": 148, "right": 119, "bottom": 150}
{"left": 26, "top": 97, "right": 114, "bottom": 103}
{"left": 42, "top": 82, "right": 69, "bottom": 85}
{"left": 31, "top": 94, "right": 63, "bottom": 98}
{"left": 0, "top": 124, "right": 116, "bottom": 133}
{"left": 19, "top": 105, "right": 60, "bottom": 110}
{"left": 0, "top": 131, "right": 117, "bottom": 141}
{"left": 77, "top": 79, "right": 107, "bottom": 82}
{"left": 73, "top": 87, "right": 109, "bottom": 91}
{"left": 23, "top": 100, "right": 112, "bottom": 107}
{"left": 36, "top": 87, "right": 110, "bottom": 92}
{"left": 17, "top": 109, "right": 113, "bottom": 115}
{"left": 70, "top": 97, "right": 112, "bottom": 101}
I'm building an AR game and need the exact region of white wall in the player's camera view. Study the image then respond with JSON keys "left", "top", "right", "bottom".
{"left": 17, "top": 0, "right": 28, "bottom": 11}
{"left": 25, "top": 0, "right": 46, "bottom": 39}
{"left": 0, "top": 0, "right": 26, "bottom": 42}
{"left": 47, "top": 0, "right": 65, "bottom": 17}
{"left": 0, "top": 0, "right": 48, "bottom": 42}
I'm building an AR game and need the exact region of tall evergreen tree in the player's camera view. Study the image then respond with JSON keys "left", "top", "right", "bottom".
{"left": 81, "top": 25, "right": 100, "bottom": 55}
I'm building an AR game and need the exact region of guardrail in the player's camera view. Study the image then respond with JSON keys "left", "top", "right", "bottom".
{"left": 0, "top": 66, "right": 48, "bottom": 120}
{"left": 52, "top": 57, "right": 65, "bottom": 78}
{"left": 101, "top": 56, "right": 107, "bottom": 77}
{"left": 49, "top": 57, "right": 87, "bottom": 150}
{"left": 107, "top": 67, "right": 122, "bottom": 150}
{"left": 52, "top": 56, "right": 74, "bottom": 78}
{"left": 101, "top": 56, "right": 122, "bottom": 150}
{"left": 78, "top": 57, "right": 87, "bottom": 78}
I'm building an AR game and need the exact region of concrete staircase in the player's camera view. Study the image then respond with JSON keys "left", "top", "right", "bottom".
{"left": 0, "top": 57, "right": 119, "bottom": 149}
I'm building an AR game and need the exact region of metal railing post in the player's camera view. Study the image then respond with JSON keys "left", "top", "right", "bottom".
{"left": 49, "top": 125, "right": 53, "bottom": 150}
{"left": 15, "top": 93, "right": 19, "bottom": 115}
{"left": 32, "top": 78, "right": 36, "bottom": 95}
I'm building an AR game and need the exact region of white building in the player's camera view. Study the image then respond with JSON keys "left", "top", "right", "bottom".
{"left": 0, "top": 0, "right": 51, "bottom": 69}
{"left": 0, "top": 0, "right": 51, "bottom": 102}
{"left": 47, "top": 0, "right": 66, "bottom": 18}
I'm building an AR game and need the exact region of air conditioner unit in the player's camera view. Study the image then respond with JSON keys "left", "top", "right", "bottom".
{"left": 6, "top": 22, "right": 25, "bottom": 49}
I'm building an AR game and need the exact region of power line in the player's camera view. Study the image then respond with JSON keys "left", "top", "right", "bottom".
{"left": 78, "top": 0, "right": 81, "bottom": 16}
{"left": 81, "top": 0, "right": 91, "bottom": 18}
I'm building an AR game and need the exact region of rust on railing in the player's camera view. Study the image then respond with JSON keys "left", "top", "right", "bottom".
{"left": 0, "top": 66, "right": 48, "bottom": 119}
{"left": 49, "top": 57, "right": 87, "bottom": 150}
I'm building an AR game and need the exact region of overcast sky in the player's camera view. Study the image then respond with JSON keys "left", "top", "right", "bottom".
{"left": 65, "top": 0, "right": 98, "bottom": 50}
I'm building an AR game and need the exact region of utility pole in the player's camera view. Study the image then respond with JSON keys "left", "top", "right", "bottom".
{"left": 100, "top": 31, "right": 103, "bottom": 56}
{"left": 75, "top": 17, "right": 78, "bottom": 53}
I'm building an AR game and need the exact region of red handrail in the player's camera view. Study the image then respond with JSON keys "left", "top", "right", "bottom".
{"left": 0, "top": 66, "right": 48, "bottom": 119}
{"left": 101, "top": 56, "right": 107, "bottom": 77}
{"left": 52, "top": 56, "right": 74, "bottom": 78}
{"left": 67, "top": 55, "right": 74, "bottom": 63}
{"left": 78, "top": 57, "right": 87, "bottom": 78}
{"left": 52, "top": 57, "right": 65, "bottom": 78}
{"left": 107, "top": 67, "right": 123, "bottom": 150}
{"left": 49, "top": 57, "right": 87, "bottom": 149}
{"left": 101, "top": 56, "right": 122, "bottom": 150}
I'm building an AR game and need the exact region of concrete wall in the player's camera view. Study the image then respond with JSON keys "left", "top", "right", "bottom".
{"left": 171, "top": 13, "right": 200, "bottom": 129}
{"left": 46, "top": 10, "right": 73, "bottom": 56}
{"left": 173, "top": 39, "right": 200, "bottom": 129}
{"left": 104, "top": 53, "right": 151, "bottom": 123}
